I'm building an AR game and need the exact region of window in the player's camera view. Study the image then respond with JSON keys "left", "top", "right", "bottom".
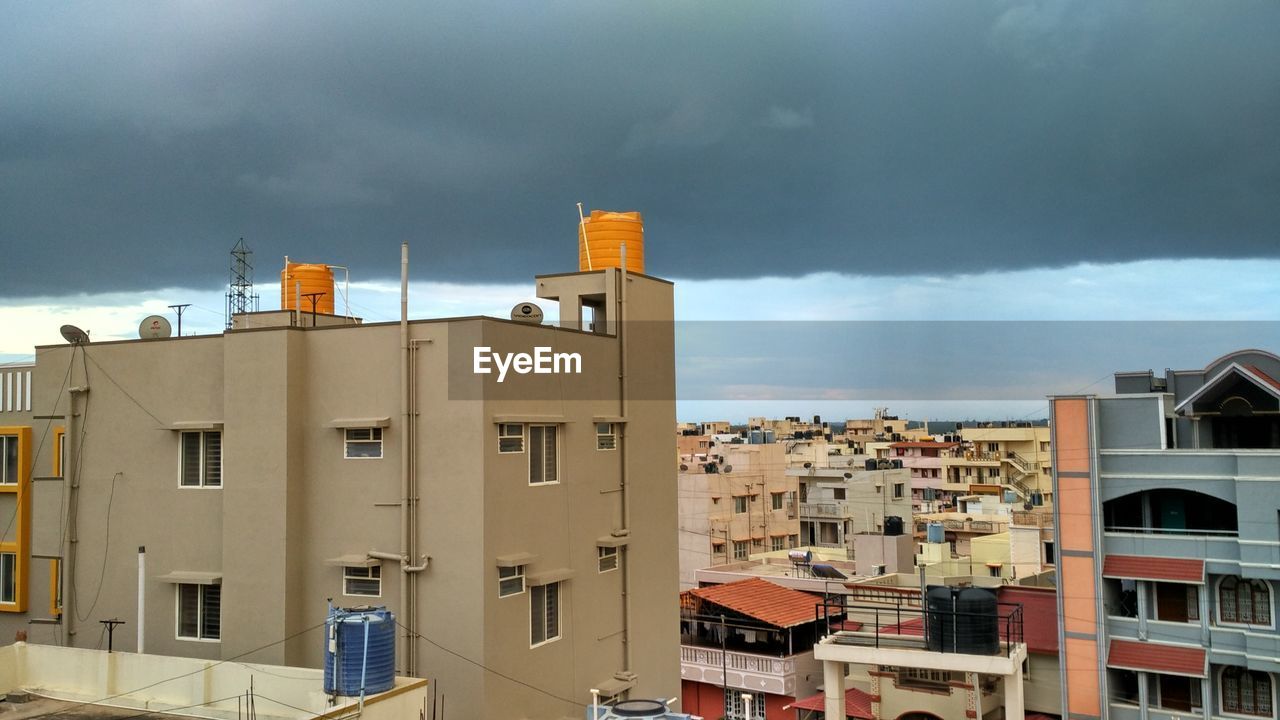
{"left": 733, "top": 496, "right": 748, "bottom": 514}
{"left": 987, "top": 467, "right": 999, "bottom": 478}
{"left": 499, "top": 565, "right": 525, "bottom": 597}
{"left": 50, "top": 559, "right": 61, "bottom": 616}
{"left": 771, "top": 536, "right": 785, "bottom": 552}
{"left": 732, "top": 541, "right": 748, "bottom": 560}
{"left": 987, "top": 443, "right": 999, "bottom": 453}
{"left": 344, "top": 428, "right": 383, "bottom": 459}
{"left": 1221, "top": 667, "right": 1273, "bottom": 716}
{"left": 0, "top": 435, "right": 17, "bottom": 485}
{"left": 530, "top": 582, "right": 561, "bottom": 646}
{"left": 528, "top": 425, "right": 558, "bottom": 484}
{"left": 833, "top": 488, "right": 846, "bottom": 500}
{"left": 177, "top": 584, "right": 220, "bottom": 640}
{"left": 723, "top": 689, "right": 764, "bottom": 720}
{"left": 1219, "top": 577, "right": 1272, "bottom": 625}
{"left": 596, "top": 423, "right": 616, "bottom": 451}
{"left": 896, "top": 667, "right": 954, "bottom": 688}
{"left": 771, "top": 492, "right": 784, "bottom": 511}
{"left": 1044, "top": 541, "right": 1055, "bottom": 565}
{"left": 989, "top": 564, "right": 1002, "bottom": 577}
{"left": 499, "top": 424, "right": 524, "bottom": 453}
{"left": 598, "top": 546, "right": 619, "bottom": 573}
{"left": 343, "top": 565, "right": 381, "bottom": 597}
{"left": 179, "top": 431, "right": 221, "bottom": 487}
{"left": 0, "top": 552, "right": 14, "bottom": 605}
{"left": 893, "top": 483, "right": 905, "bottom": 499}
{"left": 789, "top": 534, "right": 799, "bottom": 548}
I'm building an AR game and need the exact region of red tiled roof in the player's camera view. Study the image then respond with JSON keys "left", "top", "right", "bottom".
{"left": 998, "top": 586, "right": 1059, "bottom": 655}
{"left": 786, "top": 687, "right": 874, "bottom": 719}
{"left": 1108, "top": 639, "right": 1205, "bottom": 677}
{"left": 1246, "top": 364, "right": 1280, "bottom": 392}
{"left": 889, "top": 441, "right": 960, "bottom": 448}
{"left": 687, "top": 578, "right": 823, "bottom": 629}
{"left": 1102, "top": 555, "right": 1204, "bottom": 584}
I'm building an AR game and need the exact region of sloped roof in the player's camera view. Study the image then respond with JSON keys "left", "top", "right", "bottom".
{"left": 1108, "top": 639, "right": 1206, "bottom": 677}
{"left": 1102, "top": 555, "right": 1204, "bottom": 585}
{"left": 687, "top": 578, "right": 823, "bottom": 629}
{"left": 1174, "top": 361, "right": 1280, "bottom": 414}
{"left": 998, "top": 586, "right": 1059, "bottom": 655}
{"left": 786, "top": 687, "right": 873, "bottom": 719}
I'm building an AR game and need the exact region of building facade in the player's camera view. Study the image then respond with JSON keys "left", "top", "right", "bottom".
{"left": 1053, "top": 349, "right": 1280, "bottom": 720}
{"left": 4, "top": 259, "right": 680, "bottom": 719}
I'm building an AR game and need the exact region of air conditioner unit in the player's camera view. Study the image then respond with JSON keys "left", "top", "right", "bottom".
{"left": 871, "top": 564, "right": 886, "bottom": 576}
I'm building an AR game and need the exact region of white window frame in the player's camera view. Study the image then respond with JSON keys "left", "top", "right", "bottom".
{"left": 893, "top": 482, "right": 905, "bottom": 499}
{"left": 499, "top": 424, "right": 524, "bottom": 454}
{"left": 343, "top": 428, "right": 383, "bottom": 459}
{"left": 175, "top": 583, "right": 221, "bottom": 642}
{"left": 733, "top": 496, "right": 748, "bottom": 514}
{"left": 598, "top": 546, "right": 619, "bottom": 573}
{"left": 343, "top": 565, "right": 382, "bottom": 597}
{"left": 528, "top": 425, "right": 559, "bottom": 485}
{"left": 596, "top": 423, "right": 616, "bottom": 451}
{"left": 771, "top": 536, "right": 785, "bottom": 552}
{"left": 723, "top": 689, "right": 765, "bottom": 720}
{"left": 0, "top": 552, "right": 15, "bottom": 605}
{"left": 1216, "top": 576, "right": 1275, "bottom": 630}
{"left": 179, "top": 431, "right": 222, "bottom": 488}
{"left": 770, "top": 492, "right": 784, "bottom": 511}
{"left": 530, "top": 581, "right": 561, "bottom": 648}
{"left": 499, "top": 565, "right": 525, "bottom": 597}
{"left": 732, "top": 541, "right": 748, "bottom": 560}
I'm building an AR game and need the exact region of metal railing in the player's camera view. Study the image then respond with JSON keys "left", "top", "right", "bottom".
{"left": 1104, "top": 525, "right": 1238, "bottom": 537}
{"left": 816, "top": 599, "right": 1025, "bottom": 659}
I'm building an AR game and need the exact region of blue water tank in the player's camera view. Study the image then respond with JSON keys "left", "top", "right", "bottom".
{"left": 324, "top": 606, "right": 396, "bottom": 696}
{"left": 926, "top": 521, "right": 945, "bottom": 544}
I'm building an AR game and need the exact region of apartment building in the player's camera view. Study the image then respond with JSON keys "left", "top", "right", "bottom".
{"left": 939, "top": 424, "right": 1053, "bottom": 504}
{"left": 678, "top": 442, "right": 800, "bottom": 587}
{"left": 4, "top": 248, "right": 679, "bottom": 719}
{"left": 793, "top": 465, "right": 912, "bottom": 558}
{"left": 0, "top": 362, "right": 34, "bottom": 620}
{"left": 1054, "top": 349, "right": 1280, "bottom": 720}
{"left": 888, "top": 440, "right": 958, "bottom": 509}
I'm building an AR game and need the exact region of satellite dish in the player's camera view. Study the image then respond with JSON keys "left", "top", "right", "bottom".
{"left": 510, "top": 302, "right": 544, "bottom": 324}
{"left": 843, "top": 472, "right": 853, "bottom": 479}
{"left": 139, "top": 315, "right": 173, "bottom": 339}
{"left": 721, "top": 464, "right": 733, "bottom": 473}
{"left": 59, "top": 324, "right": 90, "bottom": 345}
{"left": 803, "top": 462, "right": 812, "bottom": 469}
{"left": 679, "top": 464, "right": 688, "bottom": 471}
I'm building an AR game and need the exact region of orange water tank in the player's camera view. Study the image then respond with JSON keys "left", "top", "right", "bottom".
{"left": 280, "top": 260, "right": 336, "bottom": 315}
{"left": 579, "top": 210, "right": 645, "bottom": 273}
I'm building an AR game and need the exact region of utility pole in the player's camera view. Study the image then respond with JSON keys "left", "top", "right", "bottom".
{"left": 168, "top": 304, "right": 190, "bottom": 336}
{"left": 99, "top": 618, "right": 126, "bottom": 652}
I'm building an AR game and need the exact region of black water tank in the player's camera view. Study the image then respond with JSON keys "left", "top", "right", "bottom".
{"left": 865, "top": 458, "right": 878, "bottom": 471}
{"left": 884, "top": 516, "right": 904, "bottom": 536}
{"left": 925, "top": 586, "right": 1000, "bottom": 655}
{"left": 925, "top": 586, "right": 956, "bottom": 652}
{"left": 955, "top": 587, "right": 999, "bottom": 654}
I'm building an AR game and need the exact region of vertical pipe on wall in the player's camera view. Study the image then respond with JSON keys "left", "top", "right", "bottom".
{"left": 399, "top": 242, "right": 413, "bottom": 676}
{"left": 618, "top": 243, "right": 632, "bottom": 673}
{"left": 137, "top": 546, "right": 146, "bottom": 653}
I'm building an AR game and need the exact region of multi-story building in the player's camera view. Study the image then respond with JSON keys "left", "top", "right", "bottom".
{"left": 888, "top": 440, "right": 958, "bottom": 509}
{"left": 1053, "top": 349, "right": 1280, "bottom": 720}
{"left": 678, "top": 442, "right": 801, "bottom": 587}
{"left": 3, "top": 242, "right": 679, "bottom": 719}
{"left": 939, "top": 424, "right": 1053, "bottom": 504}
{"left": 0, "top": 362, "right": 35, "bottom": 621}
{"left": 793, "top": 465, "right": 912, "bottom": 558}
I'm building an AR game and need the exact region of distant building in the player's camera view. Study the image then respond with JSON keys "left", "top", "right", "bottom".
{"left": 888, "top": 440, "right": 959, "bottom": 509}
{"left": 793, "top": 465, "right": 912, "bottom": 559}
{"left": 940, "top": 424, "right": 1053, "bottom": 505}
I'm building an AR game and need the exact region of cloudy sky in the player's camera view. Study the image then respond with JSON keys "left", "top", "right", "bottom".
{"left": 3, "top": 2, "right": 1279, "bottom": 419}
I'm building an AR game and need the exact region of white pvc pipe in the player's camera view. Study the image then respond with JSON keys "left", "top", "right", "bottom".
{"left": 137, "top": 546, "right": 145, "bottom": 653}
{"left": 577, "top": 203, "right": 593, "bottom": 270}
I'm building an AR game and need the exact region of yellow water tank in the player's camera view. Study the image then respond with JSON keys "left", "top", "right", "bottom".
{"left": 280, "top": 260, "right": 336, "bottom": 315}
{"left": 579, "top": 210, "right": 645, "bottom": 273}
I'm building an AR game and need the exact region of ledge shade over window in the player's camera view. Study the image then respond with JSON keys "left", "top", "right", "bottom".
{"left": 596, "top": 536, "right": 629, "bottom": 548}
{"left": 327, "top": 417, "right": 391, "bottom": 429}
{"left": 167, "top": 421, "right": 224, "bottom": 431}
{"left": 324, "top": 554, "right": 378, "bottom": 568}
{"left": 527, "top": 568, "right": 574, "bottom": 586}
{"left": 496, "top": 552, "right": 538, "bottom": 568}
{"left": 156, "top": 571, "right": 222, "bottom": 585}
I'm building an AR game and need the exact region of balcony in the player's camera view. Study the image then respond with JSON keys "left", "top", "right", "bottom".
{"left": 800, "top": 502, "right": 851, "bottom": 519}
{"left": 679, "top": 644, "right": 816, "bottom": 697}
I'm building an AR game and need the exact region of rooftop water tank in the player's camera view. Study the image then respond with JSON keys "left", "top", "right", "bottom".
{"left": 884, "top": 516, "right": 904, "bottom": 536}
{"left": 586, "top": 699, "right": 696, "bottom": 720}
{"left": 579, "top": 210, "right": 645, "bottom": 273}
{"left": 281, "top": 260, "right": 335, "bottom": 315}
{"left": 324, "top": 606, "right": 395, "bottom": 696}
{"left": 926, "top": 521, "right": 945, "bottom": 544}
{"left": 925, "top": 586, "right": 999, "bottom": 655}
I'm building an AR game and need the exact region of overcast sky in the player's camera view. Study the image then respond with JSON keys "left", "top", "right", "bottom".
{"left": 3, "top": 1, "right": 1279, "bottom": 295}
{"left": 4, "top": 2, "right": 1279, "bottom": 420}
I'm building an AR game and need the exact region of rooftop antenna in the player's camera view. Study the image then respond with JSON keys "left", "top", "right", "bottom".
{"left": 302, "top": 292, "right": 325, "bottom": 328}
{"left": 225, "top": 238, "right": 260, "bottom": 329}
{"left": 60, "top": 324, "right": 90, "bottom": 345}
{"left": 167, "top": 304, "right": 190, "bottom": 336}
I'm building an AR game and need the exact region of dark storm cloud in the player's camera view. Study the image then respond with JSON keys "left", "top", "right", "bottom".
{"left": 2, "top": 1, "right": 1278, "bottom": 296}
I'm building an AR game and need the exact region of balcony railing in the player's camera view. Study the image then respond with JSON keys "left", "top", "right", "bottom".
{"left": 1104, "top": 525, "right": 1238, "bottom": 537}
{"left": 680, "top": 645, "right": 797, "bottom": 677}
{"left": 800, "top": 502, "right": 850, "bottom": 518}
{"left": 816, "top": 600, "right": 1025, "bottom": 659}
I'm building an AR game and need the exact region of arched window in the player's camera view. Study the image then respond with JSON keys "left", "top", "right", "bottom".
{"left": 1221, "top": 667, "right": 1274, "bottom": 716}
{"left": 1220, "top": 577, "right": 1273, "bottom": 625}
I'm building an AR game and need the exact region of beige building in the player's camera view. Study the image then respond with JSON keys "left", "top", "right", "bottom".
{"left": 939, "top": 423, "right": 1053, "bottom": 503}
{"left": 793, "top": 466, "right": 912, "bottom": 558}
{"left": 677, "top": 442, "right": 800, "bottom": 588}
{"left": 3, "top": 255, "right": 679, "bottom": 719}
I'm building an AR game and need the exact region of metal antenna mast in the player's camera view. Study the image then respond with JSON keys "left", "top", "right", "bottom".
{"left": 225, "top": 238, "right": 260, "bottom": 328}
